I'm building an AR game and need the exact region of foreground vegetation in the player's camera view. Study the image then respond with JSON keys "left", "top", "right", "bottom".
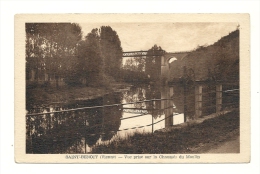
{"left": 91, "top": 109, "right": 239, "bottom": 154}
{"left": 169, "top": 29, "right": 239, "bottom": 82}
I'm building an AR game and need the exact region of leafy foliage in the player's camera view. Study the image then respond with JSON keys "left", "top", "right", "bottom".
{"left": 145, "top": 45, "right": 165, "bottom": 81}
{"left": 26, "top": 24, "right": 123, "bottom": 87}
{"left": 100, "top": 26, "right": 123, "bottom": 79}
{"left": 71, "top": 26, "right": 123, "bottom": 86}
{"left": 26, "top": 23, "right": 82, "bottom": 86}
{"left": 169, "top": 29, "right": 239, "bottom": 81}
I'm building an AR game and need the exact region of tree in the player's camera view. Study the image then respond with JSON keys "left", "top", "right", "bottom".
{"left": 76, "top": 28, "right": 103, "bottom": 85}
{"left": 26, "top": 23, "right": 46, "bottom": 81}
{"left": 145, "top": 45, "right": 165, "bottom": 81}
{"left": 76, "top": 25, "right": 123, "bottom": 85}
{"left": 100, "top": 26, "right": 123, "bottom": 79}
{"left": 26, "top": 23, "right": 82, "bottom": 87}
{"left": 124, "top": 58, "right": 139, "bottom": 71}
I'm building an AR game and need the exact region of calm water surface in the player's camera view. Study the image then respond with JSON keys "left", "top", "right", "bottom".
{"left": 26, "top": 85, "right": 185, "bottom": 154}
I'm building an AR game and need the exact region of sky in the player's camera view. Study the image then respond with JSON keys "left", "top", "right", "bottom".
{"left": 79, "top": 22, "right": 238, "bottom": 52}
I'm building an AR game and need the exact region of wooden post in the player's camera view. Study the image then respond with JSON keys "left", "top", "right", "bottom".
{"left": 216, "top": 84, "right": 222, "bottom": 112}
{"left": 195, "top": 85, "right": 203, "bottom": 118}
{"left": 152, "top": 110, "right": 154, "bottom": 133}
{"left": 162, "top": 86, "right": 173, "bottom": 127}
{"left": 152, "top": 100, "right": 154, "bottom": 133}
{"left": 184, "top": 82, "right": 187, "bottom": 122}
{"left": 28, "top": 117, "right": 33, "bottom": 153}
{"left": 30, "top": 69, "right": 35, "bottom": 81}
{"left": 85, "top": 136, "right": 87, "bottom": 154}
{"left": 170, "top": 87, "right": 174, "bottom": 98}
{"left": 44, "top": 72, "right": 48, "bottom": 81}
{"left": 47, "top": 113, "right": 51, "bottom": 131}
{"left": 169, "top": 87, "right": 174, "bottom": 125}
{"left": 161, "top": 86, "right": 167, "bottom": 128}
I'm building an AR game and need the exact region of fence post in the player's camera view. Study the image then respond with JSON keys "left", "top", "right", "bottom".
{"left": 195, "top": 85, "right": 203, "bottom": 118}
{"left": 163, "top": 86, "right": 174, "bottom": 127}
{"left": 169, "top": 87, "right": 174, "bottom": 125}
{"left": 184, "top": 82, "right": 187, "bottom": 122}
{"left": 216, "top": 84, "right": 222, "bottom": 112}
{"left": 152, "top": 115, "right": 154, "bottom": 133}
{"left": 152, "top": 100, "right": 154, "bottom": 133}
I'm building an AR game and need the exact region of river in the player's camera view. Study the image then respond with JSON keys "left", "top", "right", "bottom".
{"left": 26, "top": 84, "right": 186, "bottom": 154}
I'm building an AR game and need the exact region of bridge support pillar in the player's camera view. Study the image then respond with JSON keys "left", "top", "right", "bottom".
{"left": 160, "top": 56, "right": 169, "bottom": 85}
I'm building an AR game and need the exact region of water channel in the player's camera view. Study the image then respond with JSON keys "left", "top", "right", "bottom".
{"left": 26, "top": 84, "right": 186, "bottom": 154}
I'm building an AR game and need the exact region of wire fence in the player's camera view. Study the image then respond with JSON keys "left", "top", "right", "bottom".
{"left": 26, "top": 86, "right": 239, "bottom": 136}
{"left": 26, "top": 105, "right": 176, "bottom": 135}
{"left": 26, "top": 82, "right": 239, "bottom": 154}
{"left": 183, "top": 82, "right": 239, "bottom": 119}
{"left": 26, "top": 97, "right": 180, "bottom": 153}
{"left": 26, "top": 98, "right": 173, "bottom": 116}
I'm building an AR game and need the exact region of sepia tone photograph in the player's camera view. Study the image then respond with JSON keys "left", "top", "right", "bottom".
{"left": 15, "top": 14, "right": 250, "bottom": 163}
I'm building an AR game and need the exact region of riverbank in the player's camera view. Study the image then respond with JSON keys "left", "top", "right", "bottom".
{"left": 26, "top": 82, "right": 131, "bottom": 109}
{"left": 91, "top": 109, "right": 239, "bottom": 154}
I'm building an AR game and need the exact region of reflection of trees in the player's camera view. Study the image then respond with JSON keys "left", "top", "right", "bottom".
{"left": 168, "top": 83, "right": 194, "bottom": 119}
{"left": 122, "top": 85, "right": 162, "bottom": 119}
{"left": 171, "top": 84, "right": 185, "bottom": 114}
{"left": 123, "top": 86, "right": 146, "bottom": 108}
{"left": 145, "top": 85, "right": 162, "bottom": 119}
{"left": 27, "top": 109, "right": 87, "bottom": 153}
{"left": 85, "top": 108, "right": 102, "bottom": 147}
{"left": 101, "top": 94, "right": 122, "bottom": 141}
{"left": 202, "top": 84, "right": 216, "bottom": 116}
{"left": 26, "top": 93, "right": 123, "bottom": 154}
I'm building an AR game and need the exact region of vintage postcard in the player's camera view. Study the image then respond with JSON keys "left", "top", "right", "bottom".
{"left": 15, "top": 14, "right": 250, "bottom": 163}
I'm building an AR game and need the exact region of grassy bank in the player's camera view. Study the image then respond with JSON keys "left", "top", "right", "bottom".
{"left": 26, "top": 81, "right": 130, "bottom": 109}
{"left": 91, "top": 109, "right": 239, "bottom": 154}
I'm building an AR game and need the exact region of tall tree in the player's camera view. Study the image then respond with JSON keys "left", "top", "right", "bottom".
{"left": 76, "top": 28, "right": 103, "bottom": 84}
{"left": 26, "top": 23, "right": 82, "bottom": 87}
{"left": 26, "top": 23, "right": 46, "bottom": 81}
{"left": 76, "top": 26, "right": 123, "bottom": 85}
{"left": 145, "top": 45, "right": 165, "bottom": 81}
{"left": 99, "top": 26, "right": 123, "bottom": 79}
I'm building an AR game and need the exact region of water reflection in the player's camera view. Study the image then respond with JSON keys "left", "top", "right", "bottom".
{"left": 27, "top": 93, "right": 123, "bottom": 154}
{"left": 26, "top": 85, "right": 185, "bottom": 154}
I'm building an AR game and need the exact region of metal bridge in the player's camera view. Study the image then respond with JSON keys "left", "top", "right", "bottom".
{"left": 122, "top": 51, "right": 190, "bottom": 84}
{"left": 122, "top": 51, "right": 165, "bottom": 57}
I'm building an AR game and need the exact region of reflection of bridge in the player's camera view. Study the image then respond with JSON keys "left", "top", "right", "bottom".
{"left": 123, "top": 108, "right": 148, "bottom": 114}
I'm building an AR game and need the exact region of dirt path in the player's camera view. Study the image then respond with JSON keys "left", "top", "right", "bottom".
{"left": 92, "top": 110, "right": 240, "bottom": 154}
{"left": 205, "top": 136, "right": 240, "bottom": 153}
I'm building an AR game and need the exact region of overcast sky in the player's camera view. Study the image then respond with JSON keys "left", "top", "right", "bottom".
{"left": 79, "top": 23, "right": 238, "bottom": 52}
